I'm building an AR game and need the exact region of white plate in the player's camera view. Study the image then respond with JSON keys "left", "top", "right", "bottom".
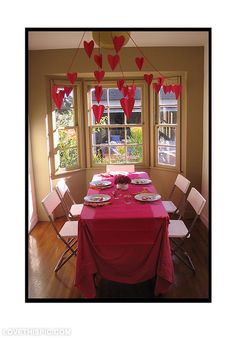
{"left": 90, "top": 180, "right": 112, "bottom": 187}
{"left": 84, "top": 194, "right": 111, "bottom": 203}
{"left": 134, "top": 193, "right": 161, "bottom": 202}
{"left": 109, "top": 171, "right": 129, "bottom": 176}
{"left": 131, "top": 178, "right": 152, "bottom": 185}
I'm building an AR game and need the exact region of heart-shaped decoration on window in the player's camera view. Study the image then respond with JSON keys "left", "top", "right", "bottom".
{"left": 92, "top": 104, "right": 105, "bottom": 123}
{"left": 84, "top": 40, "right": 94, "bottom": 58}
{"left": 120, "top": 97, "right": 135, "bottom": 120}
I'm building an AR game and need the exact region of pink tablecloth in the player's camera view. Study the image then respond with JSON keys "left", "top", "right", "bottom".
{"left": 75, "top": 172, "right": 175, "bottom": 298}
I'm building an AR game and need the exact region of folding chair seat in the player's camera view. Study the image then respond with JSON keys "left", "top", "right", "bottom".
{"left": 162, "top": 174, "right": 191, "bottom": 214}
{"left": 168, "top": 187, "right": 206, "bottom": 271}
{"left": 106, "top": 164, "right": 135, "bottom": 173}
{"left": 56, "top": 179, "right": 83, "bottom": 220}
{"left": 42, "top": 190, "right": 78, "bottom": 272}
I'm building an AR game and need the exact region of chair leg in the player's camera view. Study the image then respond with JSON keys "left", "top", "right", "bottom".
{"left": 54, "top": 239, "right": 78, "bottom": 272}
{"left": 170, "top": 239, "right": 195, "bottom": 272}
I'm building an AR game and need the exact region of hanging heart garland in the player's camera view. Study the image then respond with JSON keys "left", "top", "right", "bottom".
{"left": 157, "top": 76, "right": 165, "bottom": 86}
{"left": 94, "top": 70, "right": 105, "bottom": 83}
{"left": 153, "top": 83, "right": 162, "bottom": 95}
{"left": 108, "top": 54, "right": 120, "bottom": 71}
{"left": 117, "top": 79, "right": 125, "bottom": 91}
{"left": 127, "top": 84, "right": 136, "bottom": 99}
{"left": 64, "top": 86, "right": 73, "bottom": 97}
{"left": 163, "top": 85, "right": 173, "bottom": 94}
{"left": 113, "top": 35, "right": 125, "bottom": 53}
{"left": 121, "top": 85, "right": 129, "bottom": 97}
{"left": 92, "top": 104, "right": 105, "bottom": 123}
{"left": 120, "top": 97, "right": 135, "bottom": 120}
{"left": 135, "top": 57, "right": 144, "bottom": 71}
{"left": 144, "top": 73, "right": 153, "bottom": 86}
{"left": 95, "top": 85, "right": 103, "bottom": 103}
{"left": 83, "top": 40, "right": 94, "bottom": 58}
{"left": 172, "top": 84, "right": 183, "bottom": 99}
{"left": 52, "top": 86, "right": 64, "bottom": 110}
{"left": 67, "top": 72, "right": 77, "bottom": 85}
{"left": 94, "top": 54, "right": 103, "bottom": 69}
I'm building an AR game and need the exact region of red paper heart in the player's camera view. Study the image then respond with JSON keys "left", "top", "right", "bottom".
{"left": 117, "top": 79, "right": 125, "bottom": 91}
{"left": 67, "top": 72, "right": 77, "bottom": 85}
{"left": 83, "top": 40, "right": 94, "bottom": 58}
{"left": 64, "top": 86, "right": 73, "bottom": 97}
{"left": 92, "top": 104, "right": 105, "bottom": 123}
{"left": 94, "top": 70, "right": 105, "bottom": 83}
{"left": 153, "top": 83, "right": 162, "bottom": 95}
{"left": 172, "top": 84, "right": 183, "bottom": 99}
{"left": 95, "top": 85, "right": 103, "bottom": 103}
{"left": 94, "top": 54, "right": 103, "bottom": 68}
{"left": 135, "top": 57, "right": 144, "bottom": 70}
{"left": 163, "top": 85, "right": 173, "bottom": 94}
{"left": 108, "top": 54, "right": 120, "bottom": 71}
{"left": 113, "top": 35, "right": 125, "bottom": 53}
{"left": 120, "top": 97, "right": 135, "bottom": 119}
{"left": 121, "top": 85, "right": 129, "bottom": 97}
{"left": 128, "top": 84, "right": 136, "bottom": 98}
{"left": 52, "top": 86, "right": 64, "bottom": 110}
{"left": 158, "top": 76, "right": 165, "bottom": 86}
{"left": 144, "top": 73, "right": 153, "bottom": 86}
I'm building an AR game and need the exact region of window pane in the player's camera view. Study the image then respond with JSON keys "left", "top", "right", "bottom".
{"left": 55, "top": 90, "right": 75, "bottom": 127}
{"left": 127, "top": 127, "right": 142, "bottom": 144}
{"left": 110, "top": 128, "right": 125, "bottom": 144}
{"left": 110, "top": 108, "right": 124, "bottom": 124}
{"left": 159, "top": 88, "right": 177, "bottom": 105}
{"left": 59, "top": 148, "right": 78, "bottom": 168}
{"left": 159, "top": 106, "right": 177, "bottom": 124}
{"left": 158, "top": 127, "right": 176, "bottom": 146}
{"left": 58, "top": 129, "right": 77, "bottom": 148}
{"left": 127, "top": 108, "right": 141, "bottom": 124}
{"left": 91, "top": 127, "right": 108, "bottom": 145}
{"left": 110, "top": 145, "right": 126, "bottom": 163}
{"left": 108, "top": 88, "right": 123, "bottom": 105}
{"left": 91, "top": 88, "right": 107, "bottom": 105}
{"left": 127, "top": 145, "right": 143, "bottom": 163}
{"left": 92, "top": 146, "right": 109, "bottom": 164}
{"left": 158, "top": 146, "right": 176, "bottom": 166}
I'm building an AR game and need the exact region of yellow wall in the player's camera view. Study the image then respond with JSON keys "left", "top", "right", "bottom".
{"left": 29, "top": 46, "right": 204, "bottom": 221}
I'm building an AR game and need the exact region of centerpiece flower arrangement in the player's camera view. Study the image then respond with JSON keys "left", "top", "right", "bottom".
{"left": 114, "top": 175, "right": 131, "bottom": 190}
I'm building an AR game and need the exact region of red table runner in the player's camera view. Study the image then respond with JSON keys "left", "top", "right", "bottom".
{"left": 75, "top": 172, "right": 175, "bottom": 298}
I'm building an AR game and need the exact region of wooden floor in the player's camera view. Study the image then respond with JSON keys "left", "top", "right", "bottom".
{"left": 28, "top": 217, "right": 210, "bottom": 301}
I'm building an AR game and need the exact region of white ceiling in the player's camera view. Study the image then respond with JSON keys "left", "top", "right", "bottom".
{"left": 28, "top": 31, "right": 208, "bottom": 50}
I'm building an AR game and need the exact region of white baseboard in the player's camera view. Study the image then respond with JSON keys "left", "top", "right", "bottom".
{"left": 29, "top": 215, "right": 38, "bottom": 232}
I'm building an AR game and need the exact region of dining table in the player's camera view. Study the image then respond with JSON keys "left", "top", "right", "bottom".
{"left": 74, "top": 171, "right": 175, "bottom": 298}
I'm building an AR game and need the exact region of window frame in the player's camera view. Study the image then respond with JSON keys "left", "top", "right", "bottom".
{"left": 84, "top": 79, "right": 149, "bottom": 168}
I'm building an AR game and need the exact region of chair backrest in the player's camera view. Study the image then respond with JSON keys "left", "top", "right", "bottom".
{"left": 106, "top": 164, "right": 135, "bottom": 173}
{"left": 56, "top": 179, "right": 69, "bottom": 198}
{"left": 187, "top": 188, "right": 206, "bottom": 215}
{"left": 175, "top": 174, "right": 190, "bottom": 194}
{"left": 42, "top": 190, "right": 61, "bottom": 217}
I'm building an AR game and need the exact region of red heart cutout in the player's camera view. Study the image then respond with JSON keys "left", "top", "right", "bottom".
{"left": 94, "top": 54, "right": 103, "bottom": 68}
{"left": 157, "top": 76, "right": 165, "bottom": 86}
{"left": 172, "top": 84, "right": 183, "bottom": 99}
{"left": 94, "top": 70, "right": 105, "bottom": 83}
{"left": 64, "top": 86, "right": 73, "bottom": 97}
{"left": 95, "top": 85, "right": 103, "bottom": 103}
{"left": 153, "top": 83, "right": 162, "bottom": 95}
{"left": 163, "top": 85, "right": 173, "bottom": 94}
{"left": 67, "top": 72, "right": 77, "bottom": 85}
{"left": 128, "top": 84, "right": 136, "bottom": 98}
{"left": 92, "top": 105, "right": 105, "bottom": 123}
{"left": 83, "top": 40, "right": 94, "bottom": 58}
{"left": 121, "top": 85, "right": 129, "bottom": 97}
{"left": 113, "top": 35, "right": 125, "bottom": 53}
{"left": 144, "top": 74, "right": 153, "bottom": 86}
{"left": 117, "top": 79, "right": 125, "bottom": 91}
{"left": 120, "top": 97, "right": 135, "bottom": 119}
{"left": 108, "top": 54, "right": 120, "bottom": 71}
{"left": 135, "top": 57, "right": 144, "bottom": 70}
{"left": 52, "top": 86, "right": 64, "bottom": 110}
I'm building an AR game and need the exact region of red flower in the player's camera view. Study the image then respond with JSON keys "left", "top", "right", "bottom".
{"left": 114, "top": 175, "right": 131, "bottom": 184}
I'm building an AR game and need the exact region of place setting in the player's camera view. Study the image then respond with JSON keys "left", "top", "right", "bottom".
{"left": 89, "top": 180, "right": 113, "bottom": 190}
{"left": 83, "top": 193, "right": 112, "bottom": 207}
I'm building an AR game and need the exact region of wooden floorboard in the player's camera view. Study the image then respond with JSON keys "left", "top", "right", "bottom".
{"left": 28, "top": 217, "right": 210, "bottom": 301}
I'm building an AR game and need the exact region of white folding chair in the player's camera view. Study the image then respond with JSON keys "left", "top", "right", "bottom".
{"left": 168, "top": 187, "right": 206, "bottom": 271}
{"left": 42, "top": 190, "right": 78, "bottom": 272}
{"left": 162, "top": 174, "right": 190, "bottom": 214}
{"left": 106, "top": 164, "right": 135, "bottom": 173}
{"left": 56, "top": 179, "right": 83, "bottom": 220}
